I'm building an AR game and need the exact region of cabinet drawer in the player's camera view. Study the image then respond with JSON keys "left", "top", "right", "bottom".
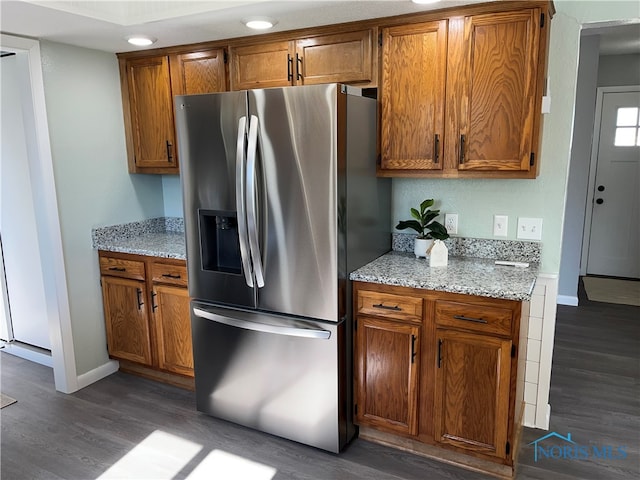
{"left": 434, "top": 300, "right": 513, "bottom": 336}
{"left": 100, "top": 256, "right": 145, "bottom": 281}
{"left": 151, "top": 262, "right": 188, "bottom": 287}
{"left": 357, "top": 290, "right": 422, "bottom": 323}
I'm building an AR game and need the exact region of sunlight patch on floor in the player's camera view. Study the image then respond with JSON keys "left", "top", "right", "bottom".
{"left": 95, "top": 429, "right": 277, "bottom": 479}
{"left": 185, "top": 449, "right": 277, "bottom": 480}
{"left": 96, "top": 430, "right": 202, "bottom": 479}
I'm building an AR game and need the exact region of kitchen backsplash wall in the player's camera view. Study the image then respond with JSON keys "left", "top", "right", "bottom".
{"left": 392, "top": 178, "right": 555, "bottom": 273}
{"left": 162, "top": 175, "right": 184, "bottom": 217}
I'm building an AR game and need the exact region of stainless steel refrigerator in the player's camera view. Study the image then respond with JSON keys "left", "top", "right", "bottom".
{"left": 175, "top": 83, "right": 390, "bottom": 453}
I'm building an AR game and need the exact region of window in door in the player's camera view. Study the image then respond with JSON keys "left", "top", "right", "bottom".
{"left": 614, "top": 107, "right": 640, "bottom": 146}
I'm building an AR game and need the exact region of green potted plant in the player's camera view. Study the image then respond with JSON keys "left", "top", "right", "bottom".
{"left": 396, "top": 199, "right": 449, "bottom": 258}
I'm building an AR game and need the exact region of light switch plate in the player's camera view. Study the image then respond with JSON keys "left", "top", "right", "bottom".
{"left": 517, "top": 217, "right": 543, "bottom": 240}
{"left": 493, "top": 215, "right": 508, "bottom": 237}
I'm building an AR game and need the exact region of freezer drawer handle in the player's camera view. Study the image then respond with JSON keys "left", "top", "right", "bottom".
{"left": 373, "top": 303, "right": 402, "bottom": 311}
{"left": 193, "top": 307, "right": 331, "bottom": 339}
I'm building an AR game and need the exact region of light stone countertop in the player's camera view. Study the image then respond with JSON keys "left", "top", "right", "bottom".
{"left": 92, "top": 217, "right": 186, "bottom": 260}
{"left": 93, "top": 219, "right": 539, "bottom": 300}
{"left": 350, "top": 251, "right": 539, "bottom": 301}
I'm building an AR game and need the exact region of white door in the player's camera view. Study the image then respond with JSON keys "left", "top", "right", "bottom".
{"left": 587, "top": 89, "right": 640, "bottom": 278}
{"left": 0, "top": 51, "right": 51, "bottom": 350}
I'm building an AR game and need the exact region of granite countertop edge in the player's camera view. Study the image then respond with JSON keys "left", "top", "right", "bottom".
{"left": 350, "top": 252, "right": 538, "bottom": 302}
{"left": 93, "top": 219, "right": 538, "bottom": 301}
{"left": 92, "top": 217, "right": 186, "bottom": 260}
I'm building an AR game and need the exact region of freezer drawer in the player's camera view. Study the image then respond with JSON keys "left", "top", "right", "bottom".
{"left": 191, "top": 302, "right": 349, "bottom": 453}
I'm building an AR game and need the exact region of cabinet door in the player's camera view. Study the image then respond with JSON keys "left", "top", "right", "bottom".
{"left": 102, "top": 276, "right": 152, "bottom": 365}
{"left": 153, "top": 284, "right": 193, "bottom": 376}
{"left": 170, "top": 49, "right": 227, "bottom": 95}
{"left": 125, "top": 56, "right": 177, "bottom": 170}
{"left": 295, "top": 30, "right": 374, "bottom": 85}
{"left": 456, "top": 9, "right": 540, "bottom": 172}
{"left": 434, "top": 329, "right": 512, "bottom": 458}
{"left": 380, "top": 21, "right": 447, "bottom": 171}
{"left": 355, "top": 316, "right": 420, "bottom": 435}
{"left": 230, "top": 41, "right": 294, "bottom": 90}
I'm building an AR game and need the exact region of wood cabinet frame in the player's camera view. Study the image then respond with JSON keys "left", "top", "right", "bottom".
{"left": 117, "top": 1, "right": 552, "bottom": 177}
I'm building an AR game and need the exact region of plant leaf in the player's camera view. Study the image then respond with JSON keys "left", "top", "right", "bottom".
{"left": 410, "top": 208, "right": 421, "bottom": 221}
{"left": 420, "top": 199, "right": 434, "bottom": 213}
{"left": 395, "top": 220, "right": 423, "bottom": 235}
{"left": 427, "top": 221, "right": 450, "bottom": 240}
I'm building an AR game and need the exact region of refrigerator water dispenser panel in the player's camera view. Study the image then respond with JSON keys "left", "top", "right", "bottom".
{"left": 199, "top": 210, "right": 242, "bottom": 274}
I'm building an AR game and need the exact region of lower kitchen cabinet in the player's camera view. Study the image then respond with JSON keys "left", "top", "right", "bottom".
{"left": 99, "top": 251, "right": 194, "bottom": 387}
{"left": 355, "top": 316, "right": 420, "bottom": 436}
{"left": 101, "top": 275, "right": 152, "bottom": 365}
{"left": 153, "top": 284, "right": 193, "bottom": 376}
{"left": 353, "top": 281, "right": 527, "bottom": 476}
{"left": 434, "top": 329, "right": 512, "bottom": 458}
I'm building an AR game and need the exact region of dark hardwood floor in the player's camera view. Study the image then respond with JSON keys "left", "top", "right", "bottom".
{"left": 1, "top": 282, "right": 638, "bottom": 479}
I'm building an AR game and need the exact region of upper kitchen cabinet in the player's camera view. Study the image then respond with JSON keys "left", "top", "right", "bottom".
{"left": 378, "top": 4, "right": 550, "bottom": 178}
{"left": 452, "top": 9, "right": 543, "bottom": 174}
{"left": 229, "top": 40, "right": 293, "bottom": 90}
{"left": 169, "top": 49, "right": 227, "bottom": 95}
{"left": 119, "top": 48, "right": 227, "bottom": 174}
{"left": 380, "top": 20, "right": 448, "bottom": 171}
{"left": 229, "top": 29, "right": 376, "bottom": 90}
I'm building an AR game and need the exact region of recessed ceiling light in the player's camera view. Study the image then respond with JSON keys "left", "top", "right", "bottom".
{"left": 126, "top": 35, "right": 157, "bottom": 47}
{"left": 411, "top": 0, "right": 442, "bottom": 4}
{"left": 244, "top": 18, "right": 276, "bottom": 30}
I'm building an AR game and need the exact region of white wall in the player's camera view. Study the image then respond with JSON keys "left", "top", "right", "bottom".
{"left": 0, "top": 52, "right": 50, "bottom": 349}
{"left": 161, "top": 175, "right": 184, "bottom": 217}
{"left": 598, "top": 53, "right": 640, "bottom": 86}
{"left": 557, "top": 35, "right": 601, "bottom": 305}
{"left": 39, "top": 41, "right": 165, "bottom": 376}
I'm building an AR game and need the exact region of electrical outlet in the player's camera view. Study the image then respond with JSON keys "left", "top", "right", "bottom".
{"left": 517, "top": 217, "right": 543, "bottom": 240}
{"left": 493, "top": 215, "right": 508, "bottom": 237}
{"left": 444, "top": 214, "right": 458, "bottom": 235}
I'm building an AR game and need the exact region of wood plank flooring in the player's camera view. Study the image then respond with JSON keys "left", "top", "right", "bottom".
{"left": 1, "top": 281, "right": 638, "bottom": 479}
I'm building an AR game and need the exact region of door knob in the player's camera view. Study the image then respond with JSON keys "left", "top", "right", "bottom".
{"left": 596, "top": 198, "right": 604, "bottom": 205}
{"left": 597, "top": 185, "right": 605, "bottom": 192}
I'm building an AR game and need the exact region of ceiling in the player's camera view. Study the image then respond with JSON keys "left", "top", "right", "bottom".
{"left": 1, "top": 1, "right": 638, "bottom": 55}
{"left": 0, "top": 0, "right": 488, "bottom": 53}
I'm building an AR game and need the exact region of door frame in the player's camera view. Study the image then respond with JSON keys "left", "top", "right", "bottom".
{"left": 580, "top": 85, "right": 640, "bottom": 276}
{"left": 0, "top": 34, "right": 78, "bottom": 392}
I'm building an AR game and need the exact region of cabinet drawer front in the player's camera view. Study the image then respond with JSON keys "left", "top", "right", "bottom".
{"left": 100, "top": 256, "right": 145, "bottom": 280}
{"left": 435, "top": 300, "right": 512, "bottom": 336}
{"left": 151, "top": 262, "right": 188, "bottom": 287}
{"left": 357, "top": 290, "right": 422, "bottom": 323}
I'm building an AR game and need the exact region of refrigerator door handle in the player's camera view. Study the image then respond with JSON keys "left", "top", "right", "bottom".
{"left": 235, "top": 116, "right": 254, "bottom": 288}
{"left": 193, "top": 307, "right": 331, "bottom": 339}
{"left": 246, "top": 115, "right": 265, "bottom": 288}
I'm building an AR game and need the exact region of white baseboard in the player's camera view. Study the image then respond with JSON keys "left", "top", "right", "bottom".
{"left": 1, "top": 342, "right": 53, "bottom": 367}
{"left": 76, "top": 359, "right": 119, "bottom": 390}
{"left": 557, "top": 294, "right": 578, "bottom": 306}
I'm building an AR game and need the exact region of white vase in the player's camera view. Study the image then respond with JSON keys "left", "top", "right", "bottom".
{"left": 414, "top": 238, "right": 433, "bottom": 259}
